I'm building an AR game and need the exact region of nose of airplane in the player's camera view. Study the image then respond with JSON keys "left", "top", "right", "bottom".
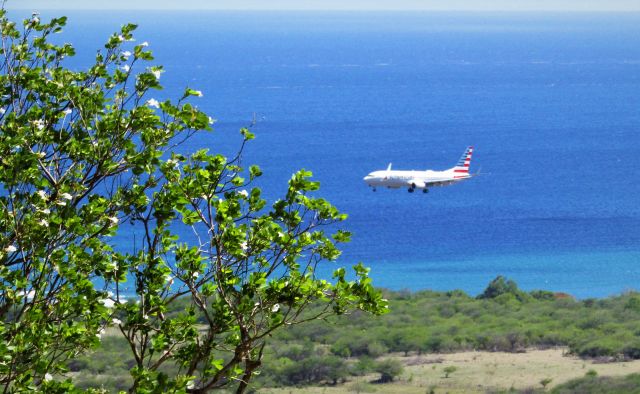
{"left": 363, "top": 174, "right": 373, "bottom": 182}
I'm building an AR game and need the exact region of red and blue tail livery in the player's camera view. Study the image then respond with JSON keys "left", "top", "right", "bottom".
{"left": 363, "top": 146, "right": 476, "bottom": 194}
{"left": 453, "top": 146, "right": 473, "bottom": 178}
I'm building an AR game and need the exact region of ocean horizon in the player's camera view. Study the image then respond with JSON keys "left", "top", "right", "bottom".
{"left": 16, "top": 10, "right": 640, "bottom": 298}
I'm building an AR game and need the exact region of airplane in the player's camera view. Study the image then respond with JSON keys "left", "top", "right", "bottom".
{"left": 363, "top": 146, "right": 475, "bottom": 194}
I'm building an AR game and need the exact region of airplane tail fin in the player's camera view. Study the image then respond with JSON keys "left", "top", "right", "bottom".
{"left": 452, "top": 146, "right": 473, "bottom": 177}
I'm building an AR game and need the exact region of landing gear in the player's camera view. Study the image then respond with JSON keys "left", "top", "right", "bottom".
{"left": 423, "top": 188, "right": 429, "bottom": 194}
{"left": 372, "top": 187, "right": 377, "bottom": 192}
{"left": 408, "top": 187, "right": 414, "bottom": 193}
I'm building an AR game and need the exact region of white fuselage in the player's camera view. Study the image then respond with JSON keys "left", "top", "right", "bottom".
{"left": 363, "top": 169, "right": 470, "bottom": 190}
{"left": 364, "top": 147, "right": 474, "bottom": 192}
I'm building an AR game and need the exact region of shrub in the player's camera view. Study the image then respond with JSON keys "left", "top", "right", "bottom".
{"left": 622, "top": 342, "right": 640, "bottom": 359}
{"left": 348, "top": 381, "right": 377, "bottom": 393}
{"left": 530, "top": 290, "right": 555, "bottom": 301}
{"left": 443, "top": 366, "right": 457, "bottom": 378}
{"left": 571, "top": 337, "right": 624, "bottom": 358}
{"left": 277, "top": 355, "right": 348, "bottom": 386}
{"left": 351, "top": 356, "right": 376, "bottom": 376}
{"left": 477, "top": 276, "right": 530, "bottom": 302}
{"left": 374, "top": 359, "right": 404, "bottom": 383}
{"left": 551, "top": 373, "right": 640, "bottom": 393}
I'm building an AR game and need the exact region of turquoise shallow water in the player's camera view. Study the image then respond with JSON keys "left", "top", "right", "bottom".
{"left": 20, "top": 10, "right": 640, "bottom": 297}
{"left": 349, "top": 250, "right": 640, "bottom": 298}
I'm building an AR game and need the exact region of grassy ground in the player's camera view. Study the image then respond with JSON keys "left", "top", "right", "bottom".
{"left": 260, "top": 348, "right": 640, "bottom": 394}
{"left": 68, "top": 286, "right": 640, "bottom": 392}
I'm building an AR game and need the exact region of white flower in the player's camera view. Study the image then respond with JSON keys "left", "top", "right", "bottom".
{"left": 17, "top": 290, "right": 35, "bottom": 300}
{"left": 150, "top": 69, "right": 162, "bottom": 80}
{"left": 112, "top": 318, "right": 122, "bottom": 325}
{"left": 38, "top": 219, "right": 49, "bottom": 227}
{"left": 99, "top": 298, "right": 115, "bottom": 308}
{"left": 37, "top": 151, "right": 46, "bottom": 158}
{"left": 33, "top": 119, "right": 45, "bottom": 130}
{"left": 237, "top": 190, "right": 248, "bottom": 198}
{"left": 37, "top": 190, "right": 47, "bottom": 200}
{"left": 119, "top": 299, "right": 127, "bottom": 304}
{"left": 120, "top": 64, "right": 130, "bottom": 72}
{"left": 55, "top": 200, "right": 66, "bottom": 206}
{"left": 61, "top": 192, "right": 73, "bottom": 200}
{"left": 146, "top": 98, "right": 160, "bottom": 108}
{"left": 240, "top": 241, "right": 248, "bottom": 251}
{"left": 166, "top": 158, "right": 178, "bottom": 168}
{"left": 39, "top": 208, "right": 51, "bottom": 215}
{"left": 192, "top": 271, "right": 199, "bottom": 279}
{"left": 208, "top": 116, "right": 215, "bottom": 125}
{"left": 165, "top": 275, "right": 174, "bottom": 285}
{"left": 0, "top": 108, "right": 5, "bottom": 115}
{"left": 44, "top": 373, "right": 52, "bottom": 382}
{"left": 193, "top": 90, "right": 203, "bottom": 97}
{"left": 62, "top": 108, "right": 72, "bottom": 115}
{"left": 117, "top": 34, "right": 125, "bottom": 42}
{"left": 5, "top": 245, "right": 17, "bottom": 253}
{"left": 108, "top": 216, "right": 119, "bottom": 225}
{"left": 140, "top": 41, "right": 149, "bottom": 47}
{"left": 96, "top": 328, "right": 106, "bottom": 339}
{"left": 271, "top": 304, "right": 280, "bottom": 313}
{"left": 121, "top": 50, "right": 132, "bottom": 59}
{"left": 31, "top": 16, "right": 40, "bottom": 24}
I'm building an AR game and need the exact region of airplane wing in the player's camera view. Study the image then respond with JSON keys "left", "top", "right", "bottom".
{"left": 424, "top": 180, "right": 456, "bottom": 187}
{"left": 406, "top": 178, "right": 460, "bottom": 191}
{"left": 424, "top": 177, "right": 470, "bottom": 187}
{"left": 407, "top": 179, "right": 462, "bottom": 188}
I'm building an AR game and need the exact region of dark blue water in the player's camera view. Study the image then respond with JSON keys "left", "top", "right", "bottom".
{"left": 18, "top": 10, "right": 640, "bottom": 297}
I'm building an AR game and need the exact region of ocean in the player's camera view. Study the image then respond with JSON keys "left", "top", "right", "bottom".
{"left": 18, "top": 10, "right": 640, "bottom": 298}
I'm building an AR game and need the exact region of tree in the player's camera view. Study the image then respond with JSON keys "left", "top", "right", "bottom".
{"left": 443, "top": 365, "right": 457, "bottom": 378}
{"left": 277, "top": 355, "right": 347, "bottom": 386}
{"left": 477, "top": 275, "right": 529, "bottom": 302}
{"left": 0, "top": 9, "right": 387, "bottom": 393}
{"left": 374, "top": 359, "right": 403, "bottom": 383}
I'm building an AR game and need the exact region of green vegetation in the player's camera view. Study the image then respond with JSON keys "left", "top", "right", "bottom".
{"left": 0, "top": 8, "right": 385, "bottom": 392}
{"left": 267, "top": 281, "right": 640, "bottom": 362}
{"left": 66, "top": 277, "right": 640, "bottom": 391}
{"left": 3, "top": 6, "right": 640, "bottom": 394}
{"left": 540, "top": 377, "right": 553, "bottom": 389}
{"left": 550, "top": 372, "right": 640, "bottom": 393}
{"left": 443, "top": 366, "right": 457, "bottom": 378}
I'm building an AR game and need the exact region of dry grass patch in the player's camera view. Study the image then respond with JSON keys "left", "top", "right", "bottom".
{"left": 259, "top": 347, "right": 640, "bottom": 394}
